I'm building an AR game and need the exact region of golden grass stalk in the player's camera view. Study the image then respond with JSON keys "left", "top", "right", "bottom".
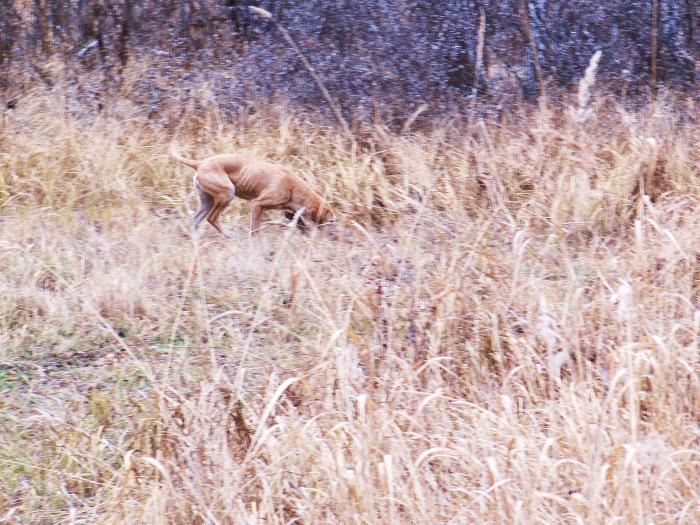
{"left": 572, "top": 49, "right": 602, "bottom": 123}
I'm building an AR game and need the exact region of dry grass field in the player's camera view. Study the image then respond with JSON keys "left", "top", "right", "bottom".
{"left": 1, "top": 79, "right": 700, "bottom": 523}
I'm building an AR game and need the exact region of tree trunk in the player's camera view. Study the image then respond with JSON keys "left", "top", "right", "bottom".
{"left": 33, "top": 0, "right": 50, "bottom": 55}
{"left": 519, "top": 0, "right": 546, "bottom": 100}
{"left": 118, "top": 0, "right": 133, "bottom": 72}
{"left": 684, "top": 0, "right": 695, "bottom": 84}
{"left": 651, "top": 0, "right": 659, "bottom": 100}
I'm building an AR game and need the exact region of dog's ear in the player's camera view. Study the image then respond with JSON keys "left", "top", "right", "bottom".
{"left": 307, "top": 205, "right": 322, "bottom": 223}
{"left": 317, "top": 202, "right": 335, "bottom": 224}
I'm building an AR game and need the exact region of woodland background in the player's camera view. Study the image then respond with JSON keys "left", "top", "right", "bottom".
{"left": 2, "top": 1, "right": 698, "bottom": 118}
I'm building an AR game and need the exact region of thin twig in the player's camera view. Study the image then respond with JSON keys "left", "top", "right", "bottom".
{"left": 249, "top": 6, "right": 352, "bottom": 138}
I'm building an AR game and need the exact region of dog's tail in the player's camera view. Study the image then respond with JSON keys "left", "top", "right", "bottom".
{"left": 169, "top": 143, "right": 201, "bottom": 170}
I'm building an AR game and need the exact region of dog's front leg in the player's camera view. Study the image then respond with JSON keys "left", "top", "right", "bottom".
{"left": 250, "top": 192, "right": 289, "bottom": 238}
{"left": 250, "top": 204, "right": 265, "bottom": 237}
{"left": 284, "top": 208, "right": 309, "bottom": 233}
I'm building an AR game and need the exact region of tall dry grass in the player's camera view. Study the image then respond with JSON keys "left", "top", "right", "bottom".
{"left": 1, "top": 78, "right": 699, "bottom": 524}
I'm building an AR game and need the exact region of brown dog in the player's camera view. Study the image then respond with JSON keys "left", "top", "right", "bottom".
{"left": 170, "top": 145, "right": 335, "bottom": 237}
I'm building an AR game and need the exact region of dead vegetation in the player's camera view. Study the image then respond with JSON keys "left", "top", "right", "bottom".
{"left": 1, "top": 80, "right": 699, "bottom": 523}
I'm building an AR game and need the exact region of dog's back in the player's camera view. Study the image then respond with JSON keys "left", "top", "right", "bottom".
{"left": 198, "top": 154, "right": 300, "bottom": 201}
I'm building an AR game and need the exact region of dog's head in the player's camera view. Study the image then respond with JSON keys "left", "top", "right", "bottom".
{"left": 306, "top": 201, "right": 338, "bottom": 238}
{"left": 307, "top": 201, "right": 336, "bottom": 226}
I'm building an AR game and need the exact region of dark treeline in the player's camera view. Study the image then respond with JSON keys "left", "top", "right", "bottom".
{"left": 1, "top": 1, "right": 698, "bottom": 120}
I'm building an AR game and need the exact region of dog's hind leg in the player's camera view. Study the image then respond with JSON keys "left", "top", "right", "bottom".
{"left": 207, "top": 186, "right": 237, "bottom": 238}
{"left": 194, "top": 169, "right": 237, "bottom": 238}
{"left": 193, "top": 186, "right": 214, "bottom": 230}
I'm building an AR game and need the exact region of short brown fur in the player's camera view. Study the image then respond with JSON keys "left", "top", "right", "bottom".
{"left": 170, "top": 145, "right": 335, "bottom": 237}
